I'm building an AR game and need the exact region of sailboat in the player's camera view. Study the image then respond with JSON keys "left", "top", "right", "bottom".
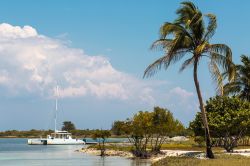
{"left": 28, "top": 86, "right": 85, "bottom": 145}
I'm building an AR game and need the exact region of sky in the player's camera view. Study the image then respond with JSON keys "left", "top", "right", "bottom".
{"left": 0, "top": 0, "right": 249, "bottom": 130}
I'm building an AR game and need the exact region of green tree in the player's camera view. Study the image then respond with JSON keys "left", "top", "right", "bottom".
{"left": 144, "top": 1, "right": 235, "bottom": 158}
{"left": 129, "top": 111, "right": 153, "bottom": 158}
{"left": 224, "top": 55, "right": 250, "bottom": 101}
{"left": 119, "top": 107, "right": 184, "bottom": 158}
{"left": 70, "top": 129, "right": 92, "bottom": 138}
{"left": 92, "top": 129, "right": 111, "bottom": 156}
{"left": 62, "top": 121, "right": 76, "bottom": 131}
{"left": 151, "top": 107, "right": 185, "bottom": 153}
{"left": 190, "top": 96, "right": 250, "bottom": 152}
{"left": 111, "top": 121, "right": 124, "bottom": 136}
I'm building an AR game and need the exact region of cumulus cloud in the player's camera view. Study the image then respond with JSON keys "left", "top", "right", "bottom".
{"left": 0, "top": 23, "right": 166, "bottom": 104}
{"left": 169, "top": 87, "right": 194, "bottom": 99}
{"left": 0, "top": 23, "right": 198, "bottom": 115}
{"left": 164, "top": 86, "right": 197, "bottom": 114}
{"left": 0, "top": 23, "right": 37, "bottom": 38}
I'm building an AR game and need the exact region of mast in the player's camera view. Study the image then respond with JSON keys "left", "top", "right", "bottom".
{"left": 54, "top": 85, "right": 59, "bottom": 133}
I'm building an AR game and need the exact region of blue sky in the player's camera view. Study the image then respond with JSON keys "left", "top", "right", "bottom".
{"left": 0, "top": 0, "right": 249, "bottom": 130}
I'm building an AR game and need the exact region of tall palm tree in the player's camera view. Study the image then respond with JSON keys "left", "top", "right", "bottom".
{"left": 224, "top": 55, "right": 250, "bottom": 101}
{"left": 144, "top": 1, "right": 235, "bottom": 158}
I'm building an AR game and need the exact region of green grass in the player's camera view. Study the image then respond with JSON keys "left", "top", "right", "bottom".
{"left": 152, "top": 154, "right": 250, "bottom": 166}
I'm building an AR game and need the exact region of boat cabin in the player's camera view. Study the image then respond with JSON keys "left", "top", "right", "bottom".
{"left": 47, "top": 130, "right": 72, "bottom": 139}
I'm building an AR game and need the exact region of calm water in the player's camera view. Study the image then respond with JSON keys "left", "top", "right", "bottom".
{"left": 0, "top": 138, "right": 150, "bottom": 166}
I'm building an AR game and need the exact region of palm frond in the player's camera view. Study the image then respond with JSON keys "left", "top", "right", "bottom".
{"left": 160, "top": 22, "right": 193, "bottom": 42}
{"left": 150, "top": 39, "right": 173, "bottom": 51}
{"left": 208, "top": 60, "right": 223, "bottom": 95}
{"left": 176, "top": 1, "right": 197, "bottom": 25}
{"left": 181, "top": 1, "right": 197, "bottom": 11}
{"left": 187, "top": 11, "right": 202, "bottom": 27}
{"left": 144, "top": 49, "right": 188, "bottom": 78}
{"left": 223, "top": 55, "right": 250, "bottom": 101}
{"left": 179, "top": 56, "right": 195, "bottom": 72}
{"left": 208, "top": 44, "right": 232, "bottom": 62}
{"left": 207, "top": 44, "right": 236, "bottom": 82}
{"left": 223, "top": 81, "right": 242, "bottom": 96}
{"left": 175, "top": 2, "right": 205, "bottom": 42}
{"left": 195, "top": 41, "right": 208, "bottom": 55}
{"left": 203, "top": 14, "right": 217, "bottom": 40}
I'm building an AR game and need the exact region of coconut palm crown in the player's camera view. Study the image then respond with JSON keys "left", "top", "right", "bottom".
{"left": 144, "top": 1, "right": 235, "bottom": 158}
{"left": 224, "top": 55, "right": 250, "bottom": 101}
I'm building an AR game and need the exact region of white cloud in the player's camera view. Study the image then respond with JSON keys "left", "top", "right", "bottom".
{"left": 0, "top": 70, "right": 9, "bottom": 84}
{"left": 0, "top": 23, "right": 199, "bottom": 117}
{"left": 165, "top": 86, "right": 196, "bottom": 113}
{"left": 169, "top": 87, "right": 194, "bottom": 99}
{"left": 0, "top": 23, "right": 203, "bottom": 127}
{"left": 0, "top": 23, "right": 37, "bottom": 38}
{"left": 0, "top": 23, "right": 164, "bottom": 104}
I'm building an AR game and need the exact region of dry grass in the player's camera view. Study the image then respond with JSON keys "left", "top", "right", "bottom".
{"left": 160, "top": 139, "right": 250, "bottom": 152}
{"left": 152, "top": 154, "right": 250, "bottom": 166}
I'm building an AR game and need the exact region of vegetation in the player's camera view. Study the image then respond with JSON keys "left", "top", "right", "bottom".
{"left": 150, "top": 107, "right": 185, "bottom": 153}
{"left": 0, "top": 129, "right": 103, "bottom": 138}
{"left": 0, "top": 129, "right": 53, "bottom": 138}
{"left": 190, "top": 96, "right": 250, "bottom": 152}
{"left": 111, "top": 121, "right": 125, "bottom": 136}
{"left": 88, "top": 143, "right": 132, "bottom": 152}
{"left": 118, "top": 107, "right": 185, "bottom": 158}
{"left": 144, "top": 1, "right": 235, "bottom": 158}
{"left": 152, "top": 154, "right": 250, "bottom": 166}
{"left": 91, "top": 129, "right": 111, "bottom": 156}
{"left": 61, "top": 121, "right": 76, "bottom": 131}
{"left": 224, "top": 55, "right": 250, "bottom": 101}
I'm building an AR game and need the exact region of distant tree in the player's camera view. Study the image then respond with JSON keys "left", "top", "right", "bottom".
{"left": 62, "top": 121, "right": 76, "bottom": 131}
{"left": 70, "top": 129, "right": 92, "bottom": 138}
{"left": 92, "top": 129, "right": 111, "bottom": 156}
{"left": 190, "top": 96, "right": 250, "bottom": 152}
{"left": 111, "top": 121, "right": 124, "bottom": 136}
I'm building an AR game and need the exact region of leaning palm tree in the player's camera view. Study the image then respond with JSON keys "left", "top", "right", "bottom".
{"left": 224, "top": 55, "right": 250, "bottom": 101}
{"left": 144, "top": 1, "right": 235, "bottom": 158}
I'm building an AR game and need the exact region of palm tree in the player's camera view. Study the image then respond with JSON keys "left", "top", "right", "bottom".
{"left": 144, "top": 1, "right": 235, "bottom": 158}
{"left": 224, "top": 55, "right": 250, "bottom": 101}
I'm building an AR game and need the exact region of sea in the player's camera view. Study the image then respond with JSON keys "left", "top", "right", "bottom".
{"left": 0, "top": 138, "right": 151, "bottom": 166}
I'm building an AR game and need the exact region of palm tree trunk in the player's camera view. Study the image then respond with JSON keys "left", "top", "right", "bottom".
{"left": 193, "top": 60, "right": 214, "bottom": 159}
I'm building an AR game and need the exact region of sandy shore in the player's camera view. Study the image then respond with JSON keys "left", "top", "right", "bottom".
{"left": 150, "top": 150, "right": 205, "bottom": 163}
{"left": 78, "top": 147, "right": 204, "bottom": 162}
{"left": 78, "top": 147, "right": 250, "bottom": 164}
{"left": 227, "top": 149, "right": 250, "bottom": 157}
{"left": 77, "top": 148, "right": 134, "bottom": 158}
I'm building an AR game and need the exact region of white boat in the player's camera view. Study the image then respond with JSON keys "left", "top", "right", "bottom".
{"left": 28, "top": 130, "right": 85, "bottom": 145}
{"left": 28, "top": 86, "right": 85, "bottom": 145}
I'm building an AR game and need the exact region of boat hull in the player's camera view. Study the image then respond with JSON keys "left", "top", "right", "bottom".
{"left": 28, "top": 138, "right": 85, "bottom": 145}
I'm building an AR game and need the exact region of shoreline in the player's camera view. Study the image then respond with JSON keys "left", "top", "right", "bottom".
{"left": 78, "top": 148, "right": 134, "bottom": 158}
{"left": 78, "top": 147, "right": 250, "bottom": 163}
{"left": 77, "top": 147, "right": 205, "bottom": 163}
